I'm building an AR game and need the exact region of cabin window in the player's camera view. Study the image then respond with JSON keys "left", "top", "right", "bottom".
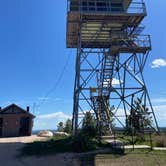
{"left": 111, "top": 3, "right": 123, "bottom": 12}
{"left": 81, "top": 1, "right": 123, "bottom": 12}
{"left": 96, "top": 2, "right": 107, "bottom": 11}
{"left": 82, "top": 1, "right": 87, "bottom": 6}
{"left": 70, "top": 1, "right": 79, "bottom": 11}
{"left": 82, "top": 1, "right": 87, "bottom": 11}
{"left": 82, "top": 1, "right": 107, "bottom": 12}
{"left": 88, "top": 2, "right": 95, "bottom": 11}
{"left": 88, "top": 2, "right": 95, "bottom": 6}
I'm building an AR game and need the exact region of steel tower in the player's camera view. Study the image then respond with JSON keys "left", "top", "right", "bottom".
{"left": 67, "top": 0, "right": 159, "bottom": 135}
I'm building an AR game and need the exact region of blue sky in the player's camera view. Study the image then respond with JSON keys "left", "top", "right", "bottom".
{"left": 0, "top": 0, "right": 166, "bottom": 130}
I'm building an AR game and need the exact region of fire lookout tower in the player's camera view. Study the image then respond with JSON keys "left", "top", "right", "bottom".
{"left": 67, "top": 0, "right": 159, "bottom": 136}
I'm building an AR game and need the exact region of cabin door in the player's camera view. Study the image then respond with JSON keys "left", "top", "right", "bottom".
{"left": 19, "top": 117, "right": 30, "bottom": 136}
{"left": 0, "top": 118, "right": 3, "bottom": 137}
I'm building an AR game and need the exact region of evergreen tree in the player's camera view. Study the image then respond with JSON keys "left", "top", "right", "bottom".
{"left": 82, "top": 112, "right": 97, "bottom": 138}
{"left": 64, "top": 119, "right": 72, "bottom": 134}
{"left": 57, "top": 122, "right": 64, "bottom": 132}
{"left": 127, "top": 98, "right": 152, "bottom": 138}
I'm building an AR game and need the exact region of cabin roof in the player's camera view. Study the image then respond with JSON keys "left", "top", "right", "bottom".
{"left": 0, "top": 104, "right": 35, "bottom": 118}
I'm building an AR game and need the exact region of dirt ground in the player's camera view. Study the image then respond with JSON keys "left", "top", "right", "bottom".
{"left": 0, "top": 135, "right": 81, "bottom": 166}
{"left": 0, "top": 135, "right": 48, "bottom": 143}
{"left": 0, "top": 135, "right": 111, "bottom": 166}
{"left": 0, "top": 143, "right": 82, "bottom": 166}
{"left": 1, "top": 136, "right": 166, "bottom": 166}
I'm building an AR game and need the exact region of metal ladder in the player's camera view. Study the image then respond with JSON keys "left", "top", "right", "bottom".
{"left": 100, "top": 53, "right": 116, "bottom": 97}
{"left": 90, "top": 53, "right": 116, "bottom": 135}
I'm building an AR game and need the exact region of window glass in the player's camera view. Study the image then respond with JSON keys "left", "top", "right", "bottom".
{"left": 97, "top": 2, "right": 107, "bottom": 11}
{"left": 111, "top": 3, "right": 123, "bottom": 12}
{"left": 81, "top": 1, "right": 88, "bottom": 11}
{"left": 70, "top": 1, "right": 79, "bottom": 11}
{"left": 82, "top": 7, "right": 88, "bottom": 11}
{"left": 80, "top": 1, "right": 124, "bottom": 12}
{"left": 89, "top": 7, "right": 95, "bottom": 11}
{"left": 82, "top": 2, "right": 87, "bottom": 6}
{"left": 97, "top": 2, "right": 106, "bottom": 7}
{"left": 88, "top": 2, "right": 95, "bottom": 6}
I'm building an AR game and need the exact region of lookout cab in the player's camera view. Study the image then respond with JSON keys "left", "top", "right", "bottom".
{"left": 67, "top": 0, "right": 150, "bottom": 53}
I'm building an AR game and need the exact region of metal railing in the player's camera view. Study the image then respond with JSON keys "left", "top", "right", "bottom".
{"left": 81, "top": 34, "right": 151, "bottom": 49}
{"left": 131, "top": 34, "right": 151, "bottom": 48}
{"left": 112, "top": 34, "right": 151, "bottom": 48}
{"left": 68, "top": 0, "right": 146, "bottom": 15}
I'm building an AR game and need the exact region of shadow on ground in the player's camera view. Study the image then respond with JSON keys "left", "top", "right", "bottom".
{"left": 2, "top": 141, "right": 165, "bottom": 166}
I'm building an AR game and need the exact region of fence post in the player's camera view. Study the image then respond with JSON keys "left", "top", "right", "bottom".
{"left": 149, "top": 132, "right": 153, "bottom": 150}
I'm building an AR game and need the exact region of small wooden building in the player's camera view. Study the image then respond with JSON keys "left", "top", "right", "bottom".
{"left": 0, "top": 104, "right": 35, "bottom": 137}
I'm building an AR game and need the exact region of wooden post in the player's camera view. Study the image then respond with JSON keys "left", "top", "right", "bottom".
{"left": 149, "top": 132, "right": 153, "bottom": 150}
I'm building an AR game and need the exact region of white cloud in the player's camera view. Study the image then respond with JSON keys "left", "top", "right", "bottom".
{"left": 38, "top": 97, "right": 62, "bottom": 102}
{"left": 112, "top": 78, "right": 123, "bottom": 86}
{"left": 153, "top": 105, "right": 166, "bottom": 121}
{"left": 38, "top": 97, "right": 50, "bottom": 101}
{"left": 33, "top": 112, "right": 71, "bottom": 130}
{"left": 151, "top": 58, "right": 166, "bottom": 68}
{"left": 152, "top": 98, "right": 166, "bottom": 103}
{"left": 37, "top": 112, "right": 71, "bottom": 120}
{"left": 33, "top": 104, "right": 166, "bottom": 130}
{"left": 103, "top": 78, "right": 122, "bottom": 87}
{"left": 54, "top": 98, "right": 62, "bottom": 101}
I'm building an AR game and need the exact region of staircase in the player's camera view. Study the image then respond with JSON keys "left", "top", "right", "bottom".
{"left": 100, "top": 53, "right": 116, "bottom": 96}
{"left": 90, "top": 53, "right": 116, "bottom": 136}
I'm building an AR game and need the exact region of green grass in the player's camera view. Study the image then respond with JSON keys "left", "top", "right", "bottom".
{"left": 21, "top": 135, "right": 109, "bottom": 156}
{"left": 20, "top": 135, "right": 166, "bottom": 166}
{"left": 21, "top": 135, "right": 73, "bottom": 156}
{"left": 21, "top": 133, "right": 166, "bottom": 158}
{"left": 117, "top": 133, "right": 166, "bottom": 147}
{"left": 117, "top": 134, "right": 151, "bottom": 145}
{"left": 95, "top": 149, "right": 166, "bottom": 166}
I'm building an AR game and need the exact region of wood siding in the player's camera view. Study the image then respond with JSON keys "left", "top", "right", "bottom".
{"left": 0, "top": 104, "right": 35, "bottom": 137}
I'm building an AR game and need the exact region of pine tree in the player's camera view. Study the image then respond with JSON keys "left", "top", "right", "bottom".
{"left": 64, "top": 119, "right": 72, "bottom": 134}
{"left": 57, "top": 122, "right": 64, "bottom": 132}
{"left": 82, "top": 112, "right": 97, "bottom": 138}
{"left": 127, "top": 98, "right": 152, "bottom": 139}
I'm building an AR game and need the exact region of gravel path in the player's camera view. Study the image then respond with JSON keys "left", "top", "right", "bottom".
{"left": 0, "top": 135, "right": 48, "bottom": 143}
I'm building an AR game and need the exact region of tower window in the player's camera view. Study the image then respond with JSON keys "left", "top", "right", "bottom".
{"left": 97, "top": 2, "right": 107, "bottom": 11}
{"left": 111, "top": 3, "right": 123, "bottom": 12}
{"left": 88, "top": 2, "right": 95, "bottom": 6}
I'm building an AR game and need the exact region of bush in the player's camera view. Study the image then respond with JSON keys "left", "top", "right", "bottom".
{"left": 72, "top": 132, "right": 99, "bottom": 152}
{"left": 21, "top": 136, "right": 72, "bottom": 156}
{"left": 153, "top": 134, "right": 166, "bottom": 147}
